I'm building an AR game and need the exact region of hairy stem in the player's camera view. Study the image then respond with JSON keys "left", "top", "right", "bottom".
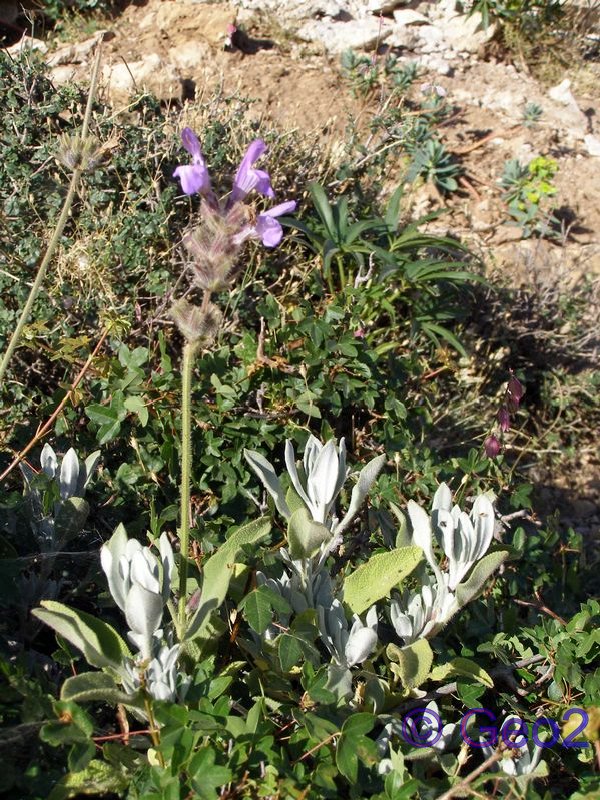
{"left": 0, "top": 40, "right": 103, "bottom": 385}
{"left": 177, "top": 339, "right": 199, "bottom": 633}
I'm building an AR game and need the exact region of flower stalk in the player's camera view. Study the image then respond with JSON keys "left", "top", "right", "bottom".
{"left": 178, "top": 338, "right": 200, "bottom": 633}
{"left": 0, "top": 40, "right": 103, "bottom": 386}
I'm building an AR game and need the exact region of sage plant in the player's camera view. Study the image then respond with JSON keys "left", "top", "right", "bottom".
{"left": 170, "top": 129, "right": 296, "bottom": 633}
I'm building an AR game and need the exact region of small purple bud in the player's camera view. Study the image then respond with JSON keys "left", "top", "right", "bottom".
{"left": 354, "top": 328, "right": 365, "bottom": 339}
{"left": 484, "top": 435, "right": 501, "bottom": 458}
{"left": 497, "top": 407, "right": 511, "bottom": 433}
{"left": 507, "top": 372, "right": 524, "bottom": 409}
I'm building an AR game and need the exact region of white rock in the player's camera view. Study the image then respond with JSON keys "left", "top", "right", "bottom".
{"left": 548, "top": 78, "right": 577, "bottom": 106}
{"left": 443, "top": 11, "right": 494, "bottom": 53}
{"left": 169, "top": 40, "right": 212, "bottom": 71}
{"left": 387, "top": 25, "right": 421, "bottom": 49}
{"left": 103, "top": 54, "right": 181, "bottom": 103}
{"left": 414, "top": 24, "right": 445, "bottom": 53}
{"left": 235, "top": 0, "right": 344, "bottom": 19}
{"left": 393, "top": 8, "right": 429, "bottom": 25}
{"left": 7, "top": 35, "right": 47, "bottom": 55}
{"left": 296, "top": 16, "right": 393, "bottom": 52}
{"left": 47, "top": 32, "right": 107, "bottom": 66}
{"left": 584, "top": 134, "right": 600, "bottom": 157}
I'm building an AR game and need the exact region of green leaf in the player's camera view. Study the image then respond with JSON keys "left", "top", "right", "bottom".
{"left": 47, "top": 759, "right": 128, "bottom": 800}
{"left": 429, "top": 657, "right": 494, "bottom": 689}
{"left": 336, "top": 732, "right": 359, "bottom": 783}
{"left": 279, "top": 634, "right": 303, "bottom": 672}
{"left": 32, "top": 601, "right": 130, "bottom": 670}
{"left": 239, "top": 584, "right": 290, "bottom": 635}
{"left": 85, "top": 404, "right": 118, "bottom": 426}
{"left": 189, "top": 747, "right": 233, "bottom": 798}
{"left": 455, "top": 550, "right": 509, "bottom": 609}
{"left": 60, "top": 672, "right": 141, "bottom": 707}
{"left": 185, "top": 517, "right": 271, "bottom": 643}
{"left": 343, "top": 546, "right": 423, "bottom": 615}
{"left": 342, "top": 712, "right": 375, "bottom": 737}
{"left": 387, "top": 639, "right": 433, "bottom": 690}
{"left": 68, "top": 741, "right": 96, "bottom": 773}
{"left": 41, "top": 701, "right": 94, "bottom": 747}
{"left": 287, "top": 506, "right": 331, "bottom": 559}
{"left": 309, "top": 182, "right": 336, "bottom": 240}
{"left": 124, "top": 395, "right": 148, "bottom": 426}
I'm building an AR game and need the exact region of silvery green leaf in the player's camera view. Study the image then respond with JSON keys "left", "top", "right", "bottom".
{"left": 471, "top": 494, "right": 494, "bottom": 559}
{"left": 333, "top": 453, "right": 386, "bottom": 536}
{"left": 284, "top": 440, "right": 312, "bottom": 512}
{"left": 41, "top": 443, "right": 58, "bottom": 479}
{"left": 125, "top": 583, "right": 163, "bottom": 657}
{"left": 432, "top": 482, "right": 452, "bottom": 512}
{"left": 332, "top": 437, "right": 348, "bottom": 498}
{"left": 60, "top": 672, "right": 142, "bottom": 707}
{"left": 386, "top": 638, "right": 433, "bottom": 689}
{"left": 77, "top": 450, "right": 101, "bottom": 494}
{"left": 303, "top": 435, "right": 323, "bottom": 479}
{"left": 455, "top": 550, "right": 509, "bottom": 608}
{"left": 159, "top": 532, "right": 174, "bottom": 603}
{"left": 244, "top": 448, "right": 291, "bottom": 520}
{"left": 288, "top": 507, "right": 331, "bottom": 560}
{"left": 185, "top": 517, "right": 270, "bottom": 643}
{"left": 325, "top": 664, "right": 353, "bottom": 701}
{"left": 307, "top": 439, "right": 339, "bottom": 522}
{"left": 100, "top": 524, "right": 129, "bottom": 611}
{"left": 436, "top": 509, "right": 456, "bottom": 562}
{"left": 59, "top": 448, "right": 80, "bottom": 500}
{"left": 407, "top": 500, "right": 436, "bottom": 567}
{"left": 32, "top": 600, "right": 130, "bottom": 669}
{"left": 129, "top": 549, "right": 160, "bottom": 594}
{"left": 343, "top": 546, "right": 422, "bottom": 615}
{"left": 345, "top": 626, "right": 377, "bottom": 667}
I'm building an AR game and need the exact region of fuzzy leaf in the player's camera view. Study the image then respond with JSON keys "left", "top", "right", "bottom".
{"left": 334, "top": 454, "right": 386, "bottom": 536}
{"left": 60, "top": 672, "right": 141, "bottom": 706}
{"left": 429, "top": 657, "right": 494, "bottom": 689}
{"left": 387, "top": 639, "right": 433, "bottom": 690}
{"left": 32, "top": 601, "right": 130, "bottom": 669}
{"left": 185, "top": 517, "right": 270, "bottom": 642}
{"left": 455, "top": 550, "right": 509, "bottom": 609}
{"left": 244, "top": 449, "right": 291, "bottom": 519}
{"left": 287, "top": 507, "right": 331, "bottom": 559}
{"left": 343, "top": 546, "right": 422, "bottom": 615}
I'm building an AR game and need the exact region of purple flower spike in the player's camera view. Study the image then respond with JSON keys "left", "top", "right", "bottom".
{"left": 230, "top": 139, "right": 275, "bottom": 204}
{"left": 507, "top": 372, "right": 524, "bottom": 411}
{"left": 174, "top": 127, "right": 212, "bottom": 196}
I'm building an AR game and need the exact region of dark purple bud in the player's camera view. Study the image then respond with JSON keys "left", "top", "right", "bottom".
{"left": 497, "top": 407, "right": 511, "bottom": 433}
{"left": 484, "top": 435, "right": 501, "bottom": 458}
{"left": 507, "top": 372, "right": 524, "bottom": 409}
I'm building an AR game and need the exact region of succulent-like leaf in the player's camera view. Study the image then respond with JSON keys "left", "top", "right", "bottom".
{"left": 343, "top": 546, "right": 422, "bottom": 615}
{"left": 54, "top": 498, "right": 89, "bottom": 544}
{"left": 41, "top": 443, "right": 58, "bottom": 479}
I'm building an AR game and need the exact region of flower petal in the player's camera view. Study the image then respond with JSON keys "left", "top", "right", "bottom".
{"left": 174, "top": 163, "right": 211, "bottom": 196}
{"left": 181, "top": 127, "right": 202, "bottom": 158}
{"left": 231, "top": 139, "right": 274, "bottom": 203}
{"left": 255, "top": 213, "right": 284, "bottom": 247}
{"left": 261, "top": 200, "right": 297, "bottom": 218}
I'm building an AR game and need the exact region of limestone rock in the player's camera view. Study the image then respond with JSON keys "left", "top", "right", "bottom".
{"left": 103, "top": 54, "right": 181, "bottom": 103}
{"left": 442, "top": 11, "right": 494, "bottom": 53}
{"left": 296, "top": 16, "right": 393, "bottom": 52}
{"left": 7, "top": 35, "right": 47, "bottom": 55}
{"left": 393, "top": 8, "right": 429, "bottom": 25}
{"left": 584, "top": 134, "right": 600, "bottom": 157}
{"left": 47, "top": 32, "right": 108, "bottom": 67}
{"left": 234, "top": 0, "right": 344, "bottom": 20}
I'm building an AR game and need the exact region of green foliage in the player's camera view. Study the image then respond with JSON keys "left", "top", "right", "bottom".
{"left": 500, "top": 155, "right": 559, "bottom": 237}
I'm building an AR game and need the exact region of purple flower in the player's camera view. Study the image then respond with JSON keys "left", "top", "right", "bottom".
{"left": 497, "top": 407, "right": 511, "bottom": 433}
{"left": 234, "top": 201, "right": 296, "bottom": 248}
{"left": 173, "top": 128, "right": 212, "bottom": 196}
{"left": 484, "top": 435, "right": 501, "bottom": 459}
{"left": 230, "top": 140, "right": 275, "bottom": 205}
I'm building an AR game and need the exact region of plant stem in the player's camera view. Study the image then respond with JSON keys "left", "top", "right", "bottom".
{"left": 0, "top": 40, "right": 103, "bottom": 386}
{"left": 177, "top": 339, "right": 199, "bottom": 634}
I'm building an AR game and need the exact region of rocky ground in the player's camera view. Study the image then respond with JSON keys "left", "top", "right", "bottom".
{"left": 3, "top": 0, "right": 599, "bottom": 544}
